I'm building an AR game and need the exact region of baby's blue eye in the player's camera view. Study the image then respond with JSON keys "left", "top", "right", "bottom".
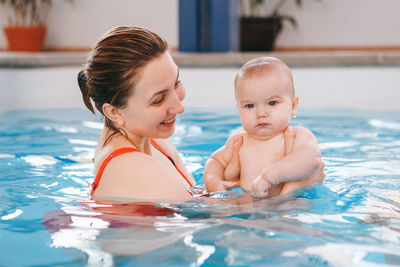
{"left": 269, "top": 101, "right": 277, "bottom": 106}
{"left": 245, "top": 104, "right": 254, "bottom": 109}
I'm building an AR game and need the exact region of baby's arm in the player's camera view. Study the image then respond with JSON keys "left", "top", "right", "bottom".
{"left": 204, "top": 132, "right": 243, "bottom": 192}
{"left": 252, "top": 126, "right": 321, "bottom": 197}
{"left": 280, "top": 161, "right": 325, "bottom": 195}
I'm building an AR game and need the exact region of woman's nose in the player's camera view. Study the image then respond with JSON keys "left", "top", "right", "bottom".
{"left": 169, "top": 91, "right": 185, "bottom": 115}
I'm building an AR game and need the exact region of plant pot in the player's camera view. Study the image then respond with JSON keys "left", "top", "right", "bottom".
{"left": 4, "top": 26, "right": 46, "bottom": 52}
{"left": 240, "top": 17, "right": 282, "bottom": 51}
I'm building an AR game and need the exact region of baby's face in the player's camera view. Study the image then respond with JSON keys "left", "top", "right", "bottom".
{"left": 235, "top": 71, "right": 297, "bottom": 140}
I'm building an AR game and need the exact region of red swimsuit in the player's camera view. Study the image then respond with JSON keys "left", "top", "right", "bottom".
{"left": 90, "top": 139, "right": 194, "bottom": 196}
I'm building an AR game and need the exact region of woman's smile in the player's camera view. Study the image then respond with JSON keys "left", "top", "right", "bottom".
{"left": 161, "top": 117, "right": 176, "bottom": 127}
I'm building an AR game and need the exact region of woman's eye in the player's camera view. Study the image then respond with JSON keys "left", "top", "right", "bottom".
{"left": 153, "top": 95, "right": 165, "bottom": 105}
{"left": 245, "top": 104, "right": 254, "bottom": 109}
{"left": 269, "top": 100, "right": 277, "bottom": 106}
{"left": 174, "top": 80, "right": 181, "bottom": 88}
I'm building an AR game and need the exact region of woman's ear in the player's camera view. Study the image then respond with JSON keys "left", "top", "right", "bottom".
{"left": 102, "top": 103, "right": 125, "bottom": 127}
{"left": 292, "top": 96, "right": 299, "bottom": 117}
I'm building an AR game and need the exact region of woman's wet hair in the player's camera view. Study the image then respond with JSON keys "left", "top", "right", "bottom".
{"left": 77, "top": 25, "right": 168, "bottom": 136}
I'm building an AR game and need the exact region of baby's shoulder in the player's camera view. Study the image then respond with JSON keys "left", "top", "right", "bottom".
{"left": 226, "top": 127, "right": 246, "bottom": 143}
{"left": 292, "top": 125, "right": 314, "bottom": 136}
{"left": 291, "top": 125, "right": 318, "bottom": 144}
{"left": 230, "top": 127, "right": 246, "bottom": 137}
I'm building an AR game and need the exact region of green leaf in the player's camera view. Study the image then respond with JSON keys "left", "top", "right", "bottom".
{"left": 295, "top": 0, "right": 303, "bottom": 7}
{"left": 280, "top": 14, "right": 298, "bottom": 28}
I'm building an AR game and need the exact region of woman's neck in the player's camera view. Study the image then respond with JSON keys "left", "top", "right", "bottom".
{"left": 127, "top": 133, "right": 152, "bottom": 154}
{"left": 103, "top": 127, "right": 152, "bottom": 155}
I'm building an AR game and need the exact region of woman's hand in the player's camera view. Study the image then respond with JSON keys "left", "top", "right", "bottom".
{"left": 224, "top": 134, "right": 243, "bottom": 183}
{"left": 209, "top": 180, "right": 241, "bottom": 192}
{"left": 284, "top": 125, "right": 295, "bottom": 156}
{"left": 204, "top": 133, "right": 243, "bottom": 192}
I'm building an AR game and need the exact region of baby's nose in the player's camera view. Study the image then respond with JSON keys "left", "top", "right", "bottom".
{"left": 256, "top": 107, "right": 268, "bottom": 117}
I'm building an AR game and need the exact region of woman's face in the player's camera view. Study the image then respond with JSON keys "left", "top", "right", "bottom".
{"left": 119, "top": 52, "right": 185, "bottom": 139}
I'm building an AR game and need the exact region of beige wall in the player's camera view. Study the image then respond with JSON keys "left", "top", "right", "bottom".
{"left": 1, "top": 66, "right": 399, "bottom": 113}
{"left": 0, "top": 0, "right": 400, "bottom": 50}
{"left": 277, "top": 0, "right": 400, "bottom": 48}
{"left": 0, "top": 0, "right": 179, "bottom": 50}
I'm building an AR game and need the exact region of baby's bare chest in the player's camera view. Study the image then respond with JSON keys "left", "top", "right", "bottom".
{"left": 239, "top": 136, "right": 285, "bottom": 190}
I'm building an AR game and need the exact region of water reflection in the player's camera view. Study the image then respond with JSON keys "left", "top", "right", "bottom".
{"left": 39, "top": 180, "right": 400, "bottom": 266}
{"left": 2, "top": 108, "right": 400, "bottom": 266}
{"left": 41, "top": 191, "right": 324, "bottom": 264}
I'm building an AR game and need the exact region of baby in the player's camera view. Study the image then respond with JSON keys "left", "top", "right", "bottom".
{"left": 204, "top": 57, "right": 322, "bottom": 197}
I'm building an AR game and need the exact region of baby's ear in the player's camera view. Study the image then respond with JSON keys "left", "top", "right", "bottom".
{"left": 292, "top": 96, "right": 299, "bottom": 117}
{"left": 102, "top": 103, "right": 125, "bottom": 127}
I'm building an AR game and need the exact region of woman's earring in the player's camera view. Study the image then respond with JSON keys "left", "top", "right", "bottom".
{"left": 292, "top": 115, "right": 297, "bottom": 118}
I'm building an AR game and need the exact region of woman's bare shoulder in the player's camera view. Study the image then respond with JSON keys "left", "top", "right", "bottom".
{"left": 152, "top": 138, "right": 174, "bottom": 150}
{"left": 95, "top": 150, "right": 191, "bottom": 200}
{"left": 152, "top": 138, "right": 179, "bottom": 158}
{"left": 103, "top": 150, "right": 166, "bottom": 180}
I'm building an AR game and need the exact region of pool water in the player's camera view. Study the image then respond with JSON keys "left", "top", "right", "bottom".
{"left": 0, "top": 108, "right": 399, "bottom": 266}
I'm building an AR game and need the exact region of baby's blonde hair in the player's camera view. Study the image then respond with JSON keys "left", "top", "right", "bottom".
{"left": 234, "top": 56, "right": 295, "bottom": 97}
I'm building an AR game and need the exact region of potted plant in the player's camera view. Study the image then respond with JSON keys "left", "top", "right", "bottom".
{"left": 240, "top": 0, "right": 304, "bottom": 51}
{"left": 0, "top": 0, "right": 69, "bottom": 52}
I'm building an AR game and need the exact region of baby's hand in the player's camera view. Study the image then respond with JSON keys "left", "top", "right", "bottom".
{"left": 252, "top": 175, "right": 273, "bottom": 198}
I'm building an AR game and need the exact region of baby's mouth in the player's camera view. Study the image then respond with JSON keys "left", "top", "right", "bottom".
{"left": 257, "top": 122, "right": 270, "bottom": 127}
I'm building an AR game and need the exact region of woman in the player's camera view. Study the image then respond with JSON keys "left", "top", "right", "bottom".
{"left": 78, "top": 26, "right": 324, "bottom": 201}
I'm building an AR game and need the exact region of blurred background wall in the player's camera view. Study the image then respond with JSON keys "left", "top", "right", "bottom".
{"left": 0, "top": 0, "right": 179, "bottom": 50}
{"left": 1, "top": 0, "right": 400, "bottom": 51}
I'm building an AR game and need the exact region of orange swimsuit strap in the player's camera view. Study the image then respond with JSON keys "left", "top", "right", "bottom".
{"left": 150, "top": 139, "right": 194, "bottom": 188}
{"left": 90, "top": 139, "right": 193, "bottom": 196}
{"left": 91, "top": 147, "right": 138, "bottom": 195}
